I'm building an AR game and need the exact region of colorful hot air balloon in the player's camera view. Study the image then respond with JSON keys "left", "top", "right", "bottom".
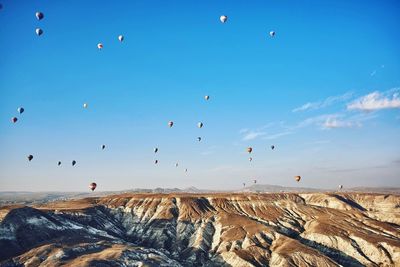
{"left": 247, "top": 147, "right": 253, "bottom": 153}
{"left": 97, "top": 43, "right": 103, "bottom": 50}
{"left": 220, "top": 15, "right": 228, "bottom": 23}
{"left": 168, "top": 121, "right": 174, "bottom": 128}
{"left": 35, "top": 28, "right": 43, "bottom": 36}
{"left": 294, "top": 176, "right": 301, "bottom": 182}
{"left": 249, "top": 157, "right": 253, "bottom": 162}
{"left": 11, "top": 117, "right": 18, "bottom": 123}
{"left": 89, "top": 182, "right": 97, "bottom": 191}
{"left": 35, "top": 12, "right": 44, "bottom": 20}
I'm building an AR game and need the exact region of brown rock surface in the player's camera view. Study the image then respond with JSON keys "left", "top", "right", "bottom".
{"left": 0, "top": 193, "right": 399, "bottom": 266}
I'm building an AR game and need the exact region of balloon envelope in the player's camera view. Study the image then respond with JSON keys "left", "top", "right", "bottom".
{"left": 35, "top": 12, "right": 44, "bottom": 20}
{"left": 89, "top": 182, "right": 97, "bottom": 191}
{"left": 17, "top": 107, "right": 24, "bottom": 114}
{"left": 36, "top": 28, "right": 43, "bottom": 36}
{"left": 220, "top": 15, "right": 227, "bottom": 23}
{"left": 11, "top": 117, "right": 18, "bottom": 123}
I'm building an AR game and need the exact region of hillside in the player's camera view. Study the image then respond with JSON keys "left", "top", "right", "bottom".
{"left": 0, "top": 192, "right": 399, "bottom": 266}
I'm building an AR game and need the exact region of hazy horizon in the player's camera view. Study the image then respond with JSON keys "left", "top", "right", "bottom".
{"left": 1, "top": 0, "right": 399, "bottom": 191}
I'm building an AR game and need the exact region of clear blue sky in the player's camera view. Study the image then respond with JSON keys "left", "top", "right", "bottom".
{"left": 0, "top": 0, "right": 399, "bottom": 191}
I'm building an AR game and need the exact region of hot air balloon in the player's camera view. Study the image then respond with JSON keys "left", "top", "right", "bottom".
{"left": 168, "top": 121, "right": 174, "bottom": 128}
{"left": 102, "top": 144, "right": 106, "bottom": 150}
{"left": 35, "top": 12, "right": 44, "bottom": 20}
{"left": 17, "top": 107, "right": 24, "bottom": 114}
{"left": 155, "top": 160, "right": 159, "bottom": 164}
{"left": 72, "top": 160, "right": 76, "bottom": 166}
{"left": 118, "top": 35, "right": 124, "bottom": 42}
{"left": 27, "top": 155, "right": 33, "bottom": 161}
{"left": 220, "top": 15, "right": 228, "bottom": 23}
{"left": 185, "top": 168, "right": 188, "bottom": 173}
{"left": 205, "top": 95, "right": 210, "bottom": 101}
{"left": 36, "top": 28, "right": 43, "bottom": 36}
{"left": 339, "top": 185, "right": 343, "bottom": 190}
{"left": 197, "top": 137, "right": 202, "bottom": 142}
{"left": 97, "top": 43, "right": 103, "bottom": 50}
{"left": 249, "top": 157, "right": 253, "bottom": 162}
{"left": 253, "top": 179, "right": 257, "bottom": 184}
{"left": 83, "top": 103, "right": 88, "bottom": 109}
{"left": 247, "top": 147, "right": 253, "bottom": 153}
{"left": 294, "top": 176, "right": 301, "bottom": 182}
{"left": 58, "top": 161, "right": 61, "bottom": 166}
{"left": 198, "top": 122, "right": 203, "bottom": 128}
{"left": 11, "top": 117, "right": 18, "bottom": 123}
{"left": 269, "top": 31, "right": 276, "bottom": 37}
{"left": 89, "top": 182, "right": 97, "bottom": 191}
{"left": 154, "top": 147, "right": 158, "bottom": 153}
{"left": 271, "top": 145, "right": 275, "bottom": 150}
{"left": 243, "top": 183, "right": 246, "bottom": 187}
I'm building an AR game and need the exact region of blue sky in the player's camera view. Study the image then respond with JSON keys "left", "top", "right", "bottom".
{"left": 0, "top": 0, "right": 399, "bottom": 191}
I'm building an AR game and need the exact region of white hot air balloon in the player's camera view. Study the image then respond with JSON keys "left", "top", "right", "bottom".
{"left": 35, "top": 12, "right": 44, "bottom": 20}
{"left": 97, "top": 43, "right": 103, "bottom": 50}
{"left": 220, "top": 15, "right": 228, "bottom": 23}
{"left": 83, "top": 103, "right": 88, "bottom": 109}
{"left": 118, "top": 35, "right": 124, "bottom": 42}
{"left": 205, "top": 95, "right": 210, "bottom": 101}
{"left": 35, "top": 28, "right": 43, "bottom": 36}
{"left": 198, "top": 122, "right": 203, "bottom": 128}
{"left": 269, "top": 31, "right": 276, "bottom": 37}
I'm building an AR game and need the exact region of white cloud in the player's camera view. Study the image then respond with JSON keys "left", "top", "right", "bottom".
{"left": 347, "top": 90, "right": 400, "bottom": 111}
{"left": 292, "top": 92, "right": 353, "bottom": 112}
{"left": 262, "top": 131, "right": 293, "bottom": 140}
{"left": 322, "top": 117, "right": 359, "bottom": 129}
{"left": 242, "top": 131, "right": 266, "bottom": 141}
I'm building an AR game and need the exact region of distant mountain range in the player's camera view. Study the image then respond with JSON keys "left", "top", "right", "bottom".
{"left": 0, "top": 184, "right": 398, "bottom": 206}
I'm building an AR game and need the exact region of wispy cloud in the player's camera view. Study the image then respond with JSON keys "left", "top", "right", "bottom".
{"left": 242, "top": 131, "right": 266, "bottom": 141}
{"left": 370, "top": 64, "right": 384, "bottom": 77}
{"left": 292, "top": 92, "right": 353, "bottom": 112}
{"left": 347, "top": 89, "right": 400, "bottom": 111}
{"left": 297, "top": 113, "right": 375, "bottom": 130}
{"left": 201, "top": 146, "right": 217, "bottom": 156}
{"left": 322, "top": 116, "right": 360, "bottom": 129}
{"left": 262, "top": 131, "right": 293, "bottom": 140}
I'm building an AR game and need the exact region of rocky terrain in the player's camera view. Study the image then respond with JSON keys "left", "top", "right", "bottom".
{"left": 0, "top": 192, "right": 399, "bottom": 266}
